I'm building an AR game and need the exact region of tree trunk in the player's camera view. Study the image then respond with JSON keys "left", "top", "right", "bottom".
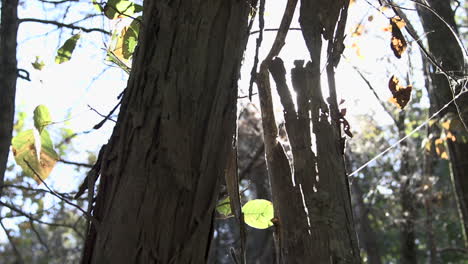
{"left": 0, "top": 0, "right": 18, "bottom": 197}
{"left": 81, "top": 1, "right": 252, "bottom": 263}
{"left": 416, "top": 0, "right": 468, "bottom": 246}
{"left": 255, "top": 0, "right": 360, "bottom": 262}
{"left": 350, "top": 179, "right": 382, "bottom": 264}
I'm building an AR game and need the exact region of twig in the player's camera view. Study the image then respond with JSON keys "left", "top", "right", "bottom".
{"left": 250, "top": 27, "right": 302, "bottom": 35}
{"left": 19, "top": 18, "right": 110, "bottom": 35}
{"left": 23, "top": 159, "right": 100, "bottom": 229}
{"left": 438, "top": 247, "right": 468, "bottom": 255}
{"left": 59, "top": 159, "right": 93, "bottom": 168}
{"left": 349, "top": 88, "right": 467, "bottom": 177}
{"left": 29, "top": 219, "right": 50, "bottom": 253}
{"left": 3, "top": 184, "right": 79, "bottom": 198}
{"left": 385, "top": 0, "right": 468, "bottom": 132}
{"left": 0, "top": 201, "right": 85, "bottom": 239}
{"left": 346, "top": 58, "right": 398, "bottom": 126}
{"left": 89, "top": 99, "right": 122, "bottom": 130}
{"left": 248, "top": 0, "right": 265, "bottom": 101}
{"left": 88, "top": 105, "right": 117, "bottom": 124}
{"left": 0, "top": 220, "right": 24, "bottom": 264}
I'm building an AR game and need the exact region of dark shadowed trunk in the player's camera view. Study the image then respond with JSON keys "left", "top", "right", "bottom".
{"left": 350, "top": 179, "right": 382, "bottom": 264}
{"left": 81, "top": 1, "right": 252, "bottom": 263}
{"left": 396, "top": 112, "right": 417, "bottom": 264}
{"left": 0, "top": 0, "right": 18, "bottom": 197}
{"left": 417, "top": 0, "right": 468, "bottom": 245}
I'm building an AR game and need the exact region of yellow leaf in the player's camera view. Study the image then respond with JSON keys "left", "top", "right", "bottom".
{"left": 442, "top": 120, "right": 451, "bottom": 130}
{"left": 441, "top": 152, "right": 449, "bottom": 160}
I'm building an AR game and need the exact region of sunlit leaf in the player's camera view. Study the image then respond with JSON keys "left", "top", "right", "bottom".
{"left": 12, "top": 129, "right": 59, "bottom": 184}
{"left": 31, "top": 56, "right": 45, "bottom": 70}
{"left": 14, "top": 112, "right": 27, "bottom": 133}
{"left": 104, "top": 0, "right": 143, "bottom": 19}
{"left": 352, "top": 23, "right": 365, "bottom": 37}
{"left": 122, "top": 17, "right": 141, "bottom": 59}
{"left": 242, "top": 199, "right": 274, "bottom": 229}
{"left": 390, "top": 16, "right": 407, "bottom": 58}
{"left": 446, "top": 131, "right": 457, "bottom": 142}
{"left": 55, "top": 33, "right": 81, "bottom": 64}
{"left": 388, "top": 75, "right": 412, "bottom": 109}
{"left": 33, "top": 105, "right": 52, "bottom": 133}
{"left": 434, "top": 138, "right": 449, "bottom": 160}
{"left": 421, "top": 137, "right": 431, "bottom": 152}
{"left": 92, "top": 0, "right": 104, "bottom": 12}
{"left": 216, "top": 197, "right": 232, "bottom": 217}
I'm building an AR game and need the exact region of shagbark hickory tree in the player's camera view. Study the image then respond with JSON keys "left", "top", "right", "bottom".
{"left": 81, "top": 1, "right": 255, "bottom": 263}
{"left": 80, "top": 0, "right": 360, "bottom": 263}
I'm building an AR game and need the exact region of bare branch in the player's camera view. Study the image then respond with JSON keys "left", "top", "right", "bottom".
{"left": 0, "top": 220, "right": 25, "bottom": 264}
{"left": 346, "top": 59, "right": 398, "bottom": 126}
{"left": 36, "top": 0, "right": 79, "bottom": 4}
{"left": 58, "top": 159, "right": 93, "bottom": 168}
{"left": 19, "top": 18, "right": 110, "bottom": 35}
{"left": 29, "top": 220, "right": 50, "bottom": 253}
{"left": 0, "top": 201, "right": 85, "bottom": 239}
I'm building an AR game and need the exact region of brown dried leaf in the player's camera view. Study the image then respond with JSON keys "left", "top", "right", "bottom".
{"left": 390, "top": 16, "right": 407, "bottom": 58}
{"left": 388, "top": 75, "right": 412, "bottom": 109}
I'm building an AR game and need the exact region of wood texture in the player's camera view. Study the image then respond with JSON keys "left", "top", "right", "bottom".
{"left": 0, "top": 0, "right": 18, "bottom": 197}
{"left": 82, "top": 1, "right": 252, "bottom": 263}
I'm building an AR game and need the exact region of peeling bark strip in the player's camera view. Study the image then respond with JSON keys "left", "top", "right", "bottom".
{"left": 254, "top": 0, "right": 359, "bottom": 262}
{"left": 0, "top": 0, "right": 19, "bottom": 197}
{"left": 82, "top": 1, "right": 252, "bottom": 263}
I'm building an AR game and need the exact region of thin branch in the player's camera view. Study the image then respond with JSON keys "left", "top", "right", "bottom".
{"left": 0, "top": 201, "right": 85, "bottom": 239}
{"left": 249, "top": 27, "right": 302, "bottom": 35}
{"left": 3, "top": 184, "right": 79, "bottom": 198}
{"left": 19, "top": 18, "right": 110, "bottom": 35}
{"left": 23, "top": 159, "right": 100, "bottom": 229}
{"left": 37, "top": 0, "right": 79, "bottom": 4}
{"left": 248, "top": 0, "right": 265, "bottom": 100}
{"left": 349, "top": 88, "right": 467, "bottom": 177}
{"left": 438, "top": 247, "right": 468, "bottom": 255}
{"left": 29, "top": 220, "right": 50, "bottom": 253}
{"left": 89, "top": 99, "right": 122, "bottom": 130}
{"left": 346, "top": 58, "right": 398, "bottom": 126}
{"left": 58, "top": 159, "right": 93, "bottom": 168}
{"left": 0, "top": 220, "right": 24, "bottom": 264}
{"left": 385, "top": 0, "right": 468, "bottom": 132}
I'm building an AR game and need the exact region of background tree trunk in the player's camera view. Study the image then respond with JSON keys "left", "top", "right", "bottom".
{"left": 82, "top": 1, "right": 252, "bottom": 263}
{"left": 417, "top": 0, "right": 468, "bottom": 246}
{"left": 0, "top": 0, "right": 18, "bottom": 197}
{"left": 350, "top": 179, "right": 382, "bottom": 264}
{"left": 396, "top": 112, "right": 417, "bottom": 264}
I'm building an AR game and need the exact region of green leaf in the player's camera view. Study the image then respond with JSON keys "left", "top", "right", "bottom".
{"left": 122, "top": 17, "right": 141, "bottom": 59}
{"left": 33, "top": 105, "right": 52, "bottom": 133}
{"left": 55, "top": 33, "right": 81, "bottom": 64}
{"left": 14, "top": 111, "right": 27, "bottom": 133}
{"left": 104, "top": 0, "right": 143, "bottom": 19}
{"left": 216, "top": 197, "right": 232, "bottom": 217}
{"left": 31, "top": 56, "right": 45, "bottom": 70}
{"left": 92, "top": 0, "right": 104, "bottom": 12}
{"left": 12, "top": 129, "right": 59, "bottom": 184}
{"left": 242, "top": 199, "right": 274, "bottom": 229}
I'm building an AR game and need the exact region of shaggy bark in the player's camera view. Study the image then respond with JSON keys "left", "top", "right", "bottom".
{"left": 81, "top": 1, "right": 252, "bottom": 263}
{"left": 0, "top": 0, "right": 18, "bottom": 197}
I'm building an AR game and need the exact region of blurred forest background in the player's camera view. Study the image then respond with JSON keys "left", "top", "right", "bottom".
{"left": 1, "top": 0, "right": 468, "bottom": 263}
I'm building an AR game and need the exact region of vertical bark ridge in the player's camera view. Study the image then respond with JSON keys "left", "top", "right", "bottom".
{"left": 84, "top": 1, "right": 252, "bottom": 263}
